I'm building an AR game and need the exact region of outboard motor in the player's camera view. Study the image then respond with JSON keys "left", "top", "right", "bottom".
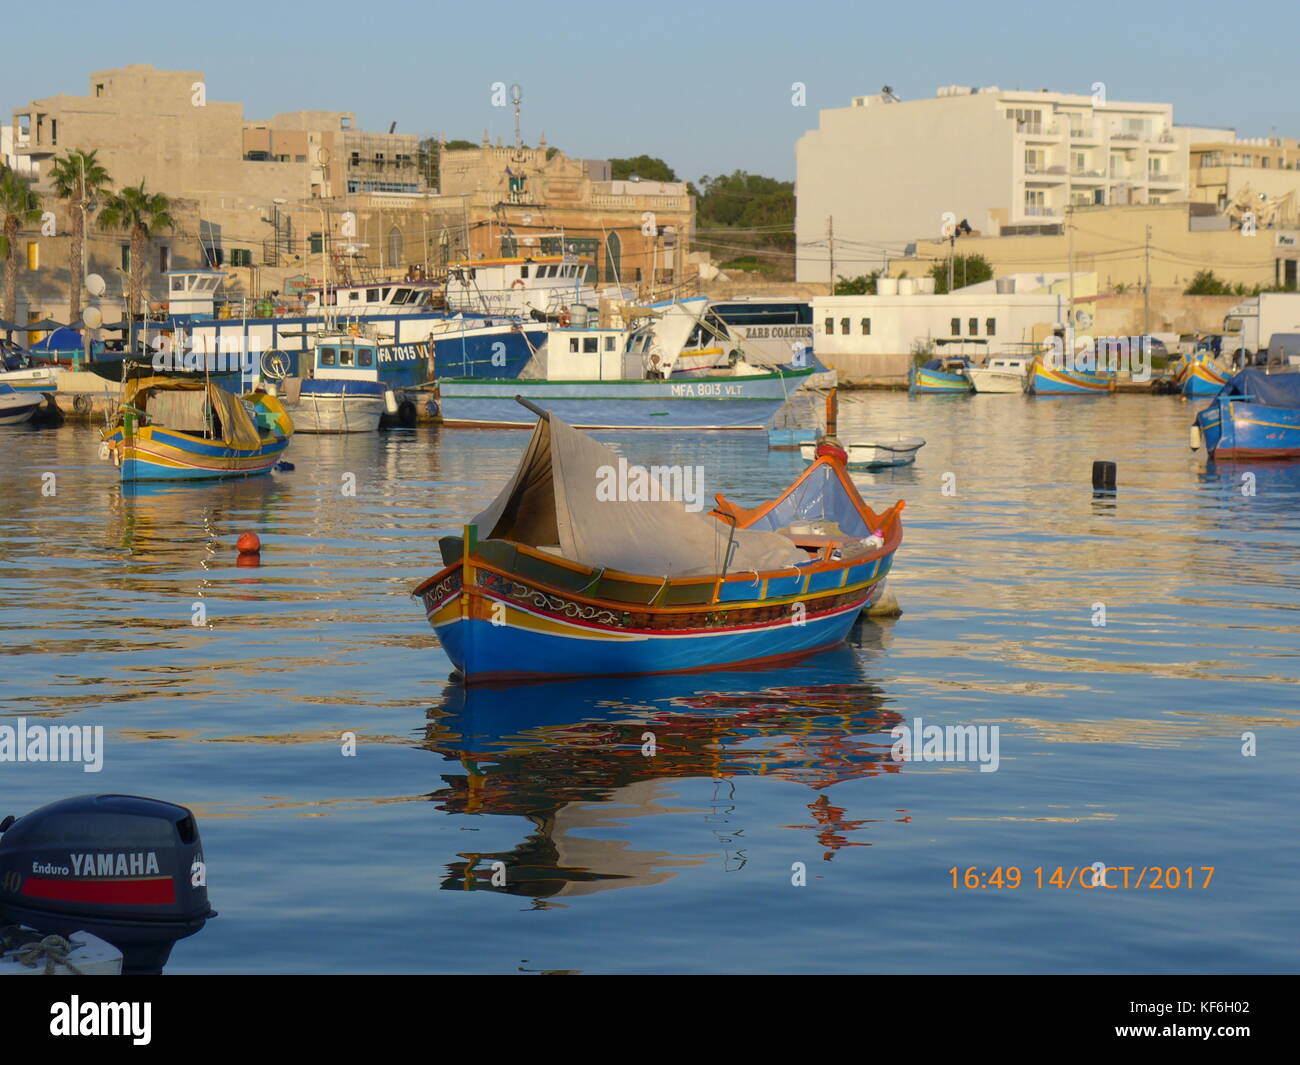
{"left": 0, "top": 794, "right": 214, "bottom": 974}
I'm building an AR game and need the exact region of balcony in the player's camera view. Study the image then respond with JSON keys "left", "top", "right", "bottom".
{"left": 1146, "top": 170, "right": 1183, "bottom": 185}
{"left": 1016, "top": 121, "right": 1060, "bottom": 138}
{"left": 1070, "top": 169, "right": 1107, "bottom": 183}
{"left": 1069, "top": 123, "right": 1103, "bottom": 141}
{"left": 1023, "top": 206, "right": 1058, "bottom": 217}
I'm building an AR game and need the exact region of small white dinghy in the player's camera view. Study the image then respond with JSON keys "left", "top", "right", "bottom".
{"left": 800, "top": 437, "right": 925, "bottom": 469}
{"left": 0, "top": 383, "right": 45, "bottom": 426}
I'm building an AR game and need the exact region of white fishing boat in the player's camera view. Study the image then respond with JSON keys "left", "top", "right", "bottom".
{"left": 274, "top": 333, "right": 401, "bottom": 433}
{"left": 800, "top": 437, "right": 925, "bottom": 469}
{"left": 967, "top": 355, "right": 1031, "bottom": 394}
{"left": 0, "top": 383, "right": 46, "bottom": 425}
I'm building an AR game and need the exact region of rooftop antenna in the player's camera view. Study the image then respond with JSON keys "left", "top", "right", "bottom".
{"left": 512, "top": 84, "right": 523, "bottom": 150}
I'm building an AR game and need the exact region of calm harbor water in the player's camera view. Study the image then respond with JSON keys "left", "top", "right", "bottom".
{"left": 3, "top": 392, "right": 1298, "bottom": 974}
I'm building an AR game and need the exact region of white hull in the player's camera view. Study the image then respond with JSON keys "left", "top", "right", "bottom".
{"left": 967, "top": 369, "right": 1028, "bottom": 393}
{"left": 0, "top": 402, "right": 41, "bottom": 425}
{"left": 800, "top": 438, "right": 925, "bottom": 468}
{"left": 286, "top": 395, "right": 386, "bottom": 433}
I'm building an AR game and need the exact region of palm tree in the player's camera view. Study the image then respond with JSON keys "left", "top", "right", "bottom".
{"left": 0, "top": 165, "right": 43, "bottom": 325}
{"left": 98, "top": 181, "right": 174, "bottom": 327}
{"left": 49, "top": 149, "right": 112, "bottom": 322}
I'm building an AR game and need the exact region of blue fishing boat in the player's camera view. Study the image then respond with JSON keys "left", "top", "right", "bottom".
{"left": 101, "top": 375, "right": 293, "bottom": 481}
{"left": 1027, "top": 353, "right": 1116, "bottom": 396}
{"left": 412, "top": 402, "right": 904, "bottom": 684}
{"left": 1191, "top": 368, "right": 1300, "bottom": 460}
{"left": 909, "top": 356, "right": 973, "bottom": 394}
{"left": 0, "top": 382, "right": 45, "bottom": 425}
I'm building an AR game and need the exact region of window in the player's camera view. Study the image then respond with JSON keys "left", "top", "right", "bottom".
{"left": 95, "top": 84, "right": 105, "bottom": 97}
{"left": 340, "top": 348, "right": 354, "bottom": 366}
{"left": 358, "top": 348, "right": 374, "bottom": 367}
{"left": 583, "top": 337, "right": 598, "bottom": 353}
{"left": 861, "top": 318, "right": 871, "bottom": 335}
{"left": 170, "top": 276, "right": 186, "bottom": 293}
{"left": 986, "top": 318, "right": 996, "bottom": 336}
{"left": 350, "top": 152, "right": 360, "bottom": 167}
{"left": 320, "top": 348, "right": 336, "bottom": 365}
{"left": 520, "top": 265, "right": 529, "bottom": 278}
{"left": 969, "top": 318, "right": 978, "bottom": 336}
{"left": 840, "top": 317, "right": 850, "bottom": 335}
{"left": 26, "top": 242, "right": 38, "bottom": 271}
{"left": 604, "top": 336, "right": 616, "bottom": 351}
{"left": 159, "top": 246, "right": 171, "bottom": 273}
{"left": 50, "top": 119, "right": 57, "bottom": 146}
{"left": 366, "top": 289, "right": 380, "bottom": 302}
{"left": 230, "top": 248, "right": 252, "bottom": 267}
{"left": 121, "top": 245, "right": 131, "bottom": 271}
{"left": 824, "top": 317, "right": 834, "bottom": 334}
{"left": 951, "top": 318, "right": 961, "bottom": 335}
{"left": 309, "top": 232, "right": 323, "bottom": 254}
{"left": 570, "top": 338, "right": 580, "bottom": 353}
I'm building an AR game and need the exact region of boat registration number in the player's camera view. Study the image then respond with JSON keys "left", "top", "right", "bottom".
{"left": 670, "top": 382, "right": 745, "bottom": 397}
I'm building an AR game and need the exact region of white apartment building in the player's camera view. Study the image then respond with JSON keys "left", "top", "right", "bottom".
{"left": 795, "top": 84, "right": 1231, "bottom": 282}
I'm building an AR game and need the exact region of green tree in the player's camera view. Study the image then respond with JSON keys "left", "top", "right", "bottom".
{"left": 609, "top": 155, "right": 677, "bottom": 182}
{"left": 929, "top": 253, "right": 993, "bottom": 294}
{"left": 1184, "top": 269, "right": 1232, "bottom": 296}
{"left": 49, "top": 149, "right": 113, "bottom": 322}
{"left": 693, "top": 171, "right": 795, "bottom": 277}
{"left": 98, "top": 181, "right": 174, "bottom": 321}
{"left": 0, "top": 165, "right": 43, "bottom": 324}
{"left": 834, "top": 271, "right": 880, "bottom": 295}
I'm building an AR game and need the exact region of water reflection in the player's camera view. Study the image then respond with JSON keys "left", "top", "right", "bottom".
{"left": 419, "top": 635, "right": 905, "bottom": 901}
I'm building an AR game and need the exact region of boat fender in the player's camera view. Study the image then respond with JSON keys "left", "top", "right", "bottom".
{"left": 111, "top": 446, "right": 120, "bottom": 468}
{"left": 384, "top": 390, "right": 399, "bottom": 415}
{"left": 98, "top": 442, "right": 110, "bottom": 461}
{"left": 1189, "top": 424, "right": 1201, "bottom": 451}
{"left": 398, "top": 400, "right": 417, "bottom": 427}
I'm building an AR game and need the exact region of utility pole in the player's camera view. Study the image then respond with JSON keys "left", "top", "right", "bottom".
{"left": 1143, "top": 224, "right": 1152, "bottom": 336}
{"left": 1066, "top": 205, "right": 1075, "bottom": 352}
{"left": 947, "top": 234, "right": 955, "bottom": 294}
{"left": 827, "top": 216, "right": 835, "bottom": 295}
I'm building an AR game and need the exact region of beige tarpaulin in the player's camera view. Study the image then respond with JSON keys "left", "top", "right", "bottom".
{"left": 119, "top": 376, "right": 262, "bottom": 449}
{"left": 473, "top": 413, "right": 806, "bottom": 578}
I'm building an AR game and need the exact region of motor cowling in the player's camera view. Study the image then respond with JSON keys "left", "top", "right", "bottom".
{"left": 0, "top": 794, "right": 215, "bottom": 974}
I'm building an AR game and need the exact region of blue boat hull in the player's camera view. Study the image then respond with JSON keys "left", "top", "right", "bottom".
{"left": 909, "top": 366, "right": 972, "bottom": 393}
{"left": 1195, "top": 397, "right": 1300, "bottom": 459}
{"left": 437, "top": 371, "right": 812, "bottom": 429}
{"left": 431, "top": 328, "right": 546, "bottom": 380}
{"left": 435, "top": 591, "right": 878, "bottom": 680}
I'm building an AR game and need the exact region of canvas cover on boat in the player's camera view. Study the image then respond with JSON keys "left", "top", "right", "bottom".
{"left": 123, "top": 376, "right": 262, "bottom": 449}
{"left": 1219, "top": 368, "right": 1300, "bottom": 407}
{"left": 472, "top": 413, "right": 807, "bottom": 578}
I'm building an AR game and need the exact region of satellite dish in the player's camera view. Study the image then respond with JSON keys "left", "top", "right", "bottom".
{"left": 85, "top": 273, "right": 106, "bottom": 297}
{"left": 82, "top": 306, "right": 103, "bottom": 328}
{"left": 316, "top": 147, "right": 331, "bottom": 165}
{"left": 1075, "top": 309, "right": 1093, "bottom": 328}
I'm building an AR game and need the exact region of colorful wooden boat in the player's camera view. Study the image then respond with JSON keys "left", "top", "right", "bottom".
{"left": 909, "top": 357, "right": 973, "bottom": 394}
{"left": 413, "top": 404, "right": 905, "bottom": 684}
{"left": 1181, "top": 351, "right": 1233, "bottom": 396}
{"left": 1191, "top": 368, "right": 1300, "bottom": 459}
{"left": 1027, "top": 354, "right": 1116, "bottom": 395}
{"left": 101, "top": 375, "right": 293, "bottom": 481}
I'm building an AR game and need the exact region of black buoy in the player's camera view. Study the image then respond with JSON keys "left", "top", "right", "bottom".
{"left": 1092, "top": 460, "right": 1117, "bottom": 490}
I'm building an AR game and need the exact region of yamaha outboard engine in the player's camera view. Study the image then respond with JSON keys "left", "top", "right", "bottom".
{"left": 0, "top": 794, "right": 215, "bottom": 974}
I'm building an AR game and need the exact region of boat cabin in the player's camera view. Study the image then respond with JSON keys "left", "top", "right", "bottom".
{"left": 164, "top": 270, "right": 226, "bottom": 320}
{"left": 445, "top": 255, "right": 594, "bottom": 317}
{"left": 301, "top": 281, "right": 441, "bottom": 315}
{"left": 981, "top": 356, "right": 1029, "bottom": 372}
{"left": 545, "top": 327, "right": 634, "bottom": 380}
{"left": 313, "top": 336, "right": 381, "bottom": 382}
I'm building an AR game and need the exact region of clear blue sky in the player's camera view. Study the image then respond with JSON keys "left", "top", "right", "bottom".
{"left": 4, "top": 0, "right": 1294, "bottom": 184}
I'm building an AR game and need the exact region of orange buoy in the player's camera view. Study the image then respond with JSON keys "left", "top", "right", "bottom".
{"left": 236, "top": 532, "right": 261, "bottom": 555}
